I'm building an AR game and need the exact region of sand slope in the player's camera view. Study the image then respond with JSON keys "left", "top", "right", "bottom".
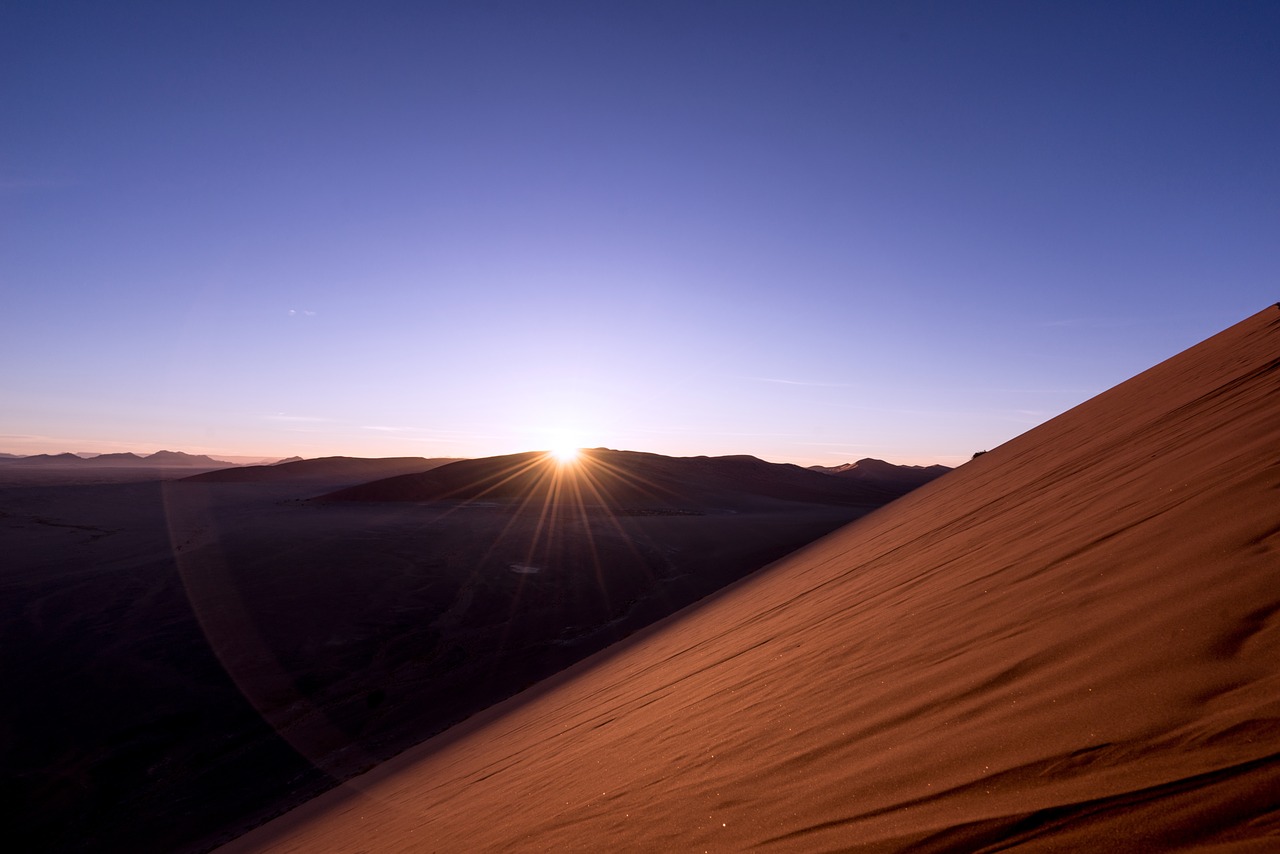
{"left": 227, "top": 305, "right": 1280, "bottom": 852}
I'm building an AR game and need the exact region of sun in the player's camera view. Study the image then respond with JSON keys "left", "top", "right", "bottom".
{"left": 549, "top": 445, "right": 581, "bottom": 464}
{"left": 540, "top": 425, "right": 589, "bottom": 464}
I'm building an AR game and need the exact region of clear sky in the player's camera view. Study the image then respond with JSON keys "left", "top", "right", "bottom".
{"left": 3, "top": 2, "right": 1276, "bottom": 466}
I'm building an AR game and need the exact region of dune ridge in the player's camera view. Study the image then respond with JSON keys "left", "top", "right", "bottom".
{"left": 320, "top": 448, "right": 904, "bottom": 507}
{"left": 182, "top": 455, "right": 463, "bottom": 484}
{"left": 225, "top": 305, "right": 1280, "bottom": 852}
{"left": 808, "top": 457, "right": 952, "bottom": 491}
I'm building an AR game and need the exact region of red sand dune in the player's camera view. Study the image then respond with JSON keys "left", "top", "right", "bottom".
{"left": 225, "top": 306, "right": 1280, "bottom": 852}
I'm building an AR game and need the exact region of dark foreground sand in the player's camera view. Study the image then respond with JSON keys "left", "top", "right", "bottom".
{"left": 3, "top": 455, "right": 905, "bottom": 851}
{"left": 225, "top": 306, "right": 1280, "bottom": 852}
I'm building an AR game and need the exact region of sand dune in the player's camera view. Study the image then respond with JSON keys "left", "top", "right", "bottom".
{"left": 809, "top": 457, "right": 952, "bottom": 492}
{"left": 226, "top": 305, "right": 1280, "bottom": 852}
{"left": 324, "top": 448, "right": 901, "bottom": 508}
{"left": 183, "top": 455, "right": 463, "bottom": 485}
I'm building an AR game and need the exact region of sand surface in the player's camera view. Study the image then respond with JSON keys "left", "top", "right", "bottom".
{"left": 225, "top": 306, "right": 1280, "bottom": 852}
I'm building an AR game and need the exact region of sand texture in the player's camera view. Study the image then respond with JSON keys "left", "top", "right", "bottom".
{"left": 226, "top": 306, "right": 1280, "bottom": 852}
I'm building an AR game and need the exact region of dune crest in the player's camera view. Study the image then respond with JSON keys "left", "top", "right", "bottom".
{"left": 321, "top": 448, "right": 903, "bottom": 508}
{"left": 226, "top": 307, "right": 1280, "bottom": 852}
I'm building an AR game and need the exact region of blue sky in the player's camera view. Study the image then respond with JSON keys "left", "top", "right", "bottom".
{"left": 2, "top": 1, "right": 1276, "bottom": 465}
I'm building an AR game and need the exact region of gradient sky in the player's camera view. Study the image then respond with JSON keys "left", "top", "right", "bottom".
{"left": 3, "top": 2, "right": 1277, "bottom": 466}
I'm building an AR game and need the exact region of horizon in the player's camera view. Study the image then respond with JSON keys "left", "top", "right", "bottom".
{"left": 0, "top": 444, "right": 954, "bottom": 469}
{"left": 3, "top": 3, "right": 1276, "bottom": 469}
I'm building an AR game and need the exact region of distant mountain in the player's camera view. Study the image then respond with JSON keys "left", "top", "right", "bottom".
{"left": 0, "top": 453, "right": 24, "bottom": 459}
{"left": 323, "top": 448, "right": 906, "bottom": 509}
{"left": 142, "top": 450, "right": 235, "bottom": 467}
{"left": 0, "top": 450, "right": 237, "bottom": 467}
{"left": 82, "top": 452, "right": 147, "bottom": 466}
{"left": 0, "top": 453, "right": 85, "bottom": 465}
{"left": 272, "top": 456, "right": 304, "bottom": 465}
{"left": 183, "top": 456, "right": 464, "bottom": 484}
{"left": 809, "top": 457, "right": 951, "bottom": 493}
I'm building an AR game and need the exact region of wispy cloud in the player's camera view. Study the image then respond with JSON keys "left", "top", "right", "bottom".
{"left": 628, "top": 426, "right": 807, "bottom": 438}
{"left": 746, "top": 377, "right": 860, "bottom": 388}
{"left": 265, "top": 414, "right": 332, "bottom": 423}
{"left": 287, "top": 309, "right": 317, "bottom": 317}
{"left": 960, "top": 387, "right": 1096, "bottom": 395}
{"left": 360, "top": 425, "right": 509, "bottom": 441}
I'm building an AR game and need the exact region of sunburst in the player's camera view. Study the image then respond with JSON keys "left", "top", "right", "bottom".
{"left": 549, "top": 445, "right": 581, "bottom": 464}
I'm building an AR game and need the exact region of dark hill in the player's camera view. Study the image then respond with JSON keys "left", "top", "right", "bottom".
{"left": 809, "top": 457, "right": 952, "bottom": 492}
{"left": 2, "top": 450, "right": 235, "bottom": 468}
{"left": 2, "top": 452, "right": 86, "bottom": 465}
{"left": 184, "top": 456, "right": 462, "bottom": 484}
{"left": 322, "top": 448, "right": 901, "bottom": 509}
{"left": 82, "top": 452, "right": 147, "bottom": 466}
{"left": 143, "top": 450, "right": 234, "bottom": 467}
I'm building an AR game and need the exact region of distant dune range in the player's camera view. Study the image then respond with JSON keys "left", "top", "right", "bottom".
{"left": 1, "top": 444, "right": 941, "bottom": 850}
{"left": 0, "top": 450, "right": 238, "bottom": 467}
{"left": 322, "top": 448, "right": 917, "bottom": 507}
{"left": 184, "top": 455, "right": 464, "bottom": 484}
{"left": 809, "top": 456, "right": 954, "bottom": 490}
{"left": 223, "top": 305, "right": 1280, "bottom": 852}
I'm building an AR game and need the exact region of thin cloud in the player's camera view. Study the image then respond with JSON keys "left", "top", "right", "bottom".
{"left": 747, "top": 377, "right": 860, "bottom": 388}
{"left": 961, "top": 387, "right": 1096, "bottom": 395}
{"left": 265, "top": 414, "right": 332, "bottom": 423}
{"left": 628, "top": 426, "right": 807, "bottom": 438}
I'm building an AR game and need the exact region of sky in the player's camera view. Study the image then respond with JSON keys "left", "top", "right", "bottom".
{"left": 2, "top": 1, "right": 1277, "bottom": 467}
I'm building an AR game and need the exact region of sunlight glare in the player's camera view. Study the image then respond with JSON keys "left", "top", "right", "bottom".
{"left": 550, "top": 445, "right": 581, "bottom": 464}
